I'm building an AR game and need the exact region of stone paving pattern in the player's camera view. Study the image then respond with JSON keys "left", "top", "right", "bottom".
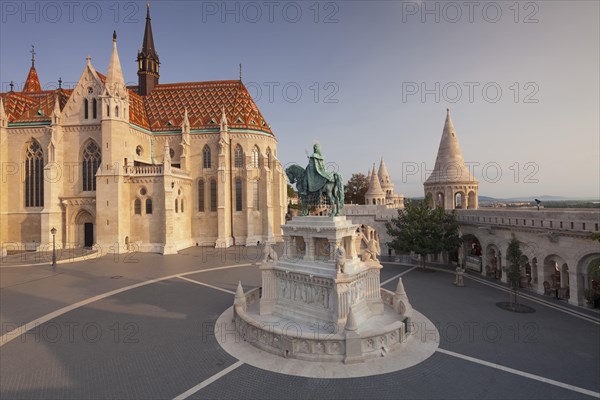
{"left": 1, "top": 247, "right": 599, "bottom": 399}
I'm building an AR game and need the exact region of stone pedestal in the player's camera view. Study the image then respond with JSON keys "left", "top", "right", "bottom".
{"left": 232, "top": 216, "right": 413, "bottom": 363}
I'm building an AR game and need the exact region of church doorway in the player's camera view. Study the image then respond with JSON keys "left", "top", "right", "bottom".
{"left": 84, "top": 223, "right": 94, "bottom": 247}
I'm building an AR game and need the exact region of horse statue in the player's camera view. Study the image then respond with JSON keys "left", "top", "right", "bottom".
{"left": 285, "top": 143, "right": 344, "bottom": 216}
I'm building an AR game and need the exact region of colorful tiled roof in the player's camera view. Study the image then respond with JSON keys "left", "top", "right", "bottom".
{"left": 135, "top": 80, "right": 272, "bottom": 134}
{"left": 0, "top": 90, "right": 70, "bottom": 123}
{"left": 1, "top": 79, "right": 272, "bottom": 135}
{"left": 23, "top": 66, "right": 42, "bottom": 92}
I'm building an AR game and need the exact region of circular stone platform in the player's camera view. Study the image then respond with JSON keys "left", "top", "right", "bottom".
{"left": 215, "top": 306, "right": 439, "bottom": 378}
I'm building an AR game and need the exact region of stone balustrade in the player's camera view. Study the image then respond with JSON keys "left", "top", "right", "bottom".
{"left": 456, "top": 209, "right": 600, "bottom": 234}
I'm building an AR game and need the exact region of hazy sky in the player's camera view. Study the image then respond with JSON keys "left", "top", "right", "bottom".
{"left": 1, "top": 1, "right": 598, "bottom": 199}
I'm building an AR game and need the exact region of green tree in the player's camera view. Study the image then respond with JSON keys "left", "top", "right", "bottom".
{"left": 287, "top": 184, "right": 296, "bottom": 198}
{"left": 505, "top": 234, "right": 524, "bottom": 309}
{"left": 385, "top": 196, "right": 462, "bottom": 270}
{"left": 344, "top": 173, "right": 369, "bottom": 205}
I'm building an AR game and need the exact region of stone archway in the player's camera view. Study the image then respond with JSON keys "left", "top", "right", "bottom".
{"left": 485, "top": 243, "right": 502, "bottom": 279}
{"left": 543, "top": 254, "right": 569, "bottom": 299}
{"left": 73, "top": 209, "right": 94, "bottom": 248}
{"left": 462, "top": 234, "right": 482, "bottom": 272}
{"left": 576, "top": 253, "right": 600, "bottom": 305}
{"left": 454, "top": 192, "right": 464, "bottom": 209}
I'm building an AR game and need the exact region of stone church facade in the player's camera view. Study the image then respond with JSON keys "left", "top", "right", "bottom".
{"left": 0, "top": 7, "right": 287, "bottom": 255}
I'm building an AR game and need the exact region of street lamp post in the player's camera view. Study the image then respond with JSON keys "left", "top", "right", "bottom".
{"left": 51, "top": 227, "right": 57, "bottom": 270}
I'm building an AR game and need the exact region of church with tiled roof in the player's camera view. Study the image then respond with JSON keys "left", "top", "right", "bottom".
{"left": 0, "top": 5, "right": 287, "bottom": 254}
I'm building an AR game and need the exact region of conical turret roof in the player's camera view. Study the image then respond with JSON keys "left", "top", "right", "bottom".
{"left": 425, "top": 109, "right": 477, "bottom": 184}
{"left": 366, "top": 164, "right": 385, "bottom": 197}
{"left": 378, "top": 157, "right": 392, "bottom": 188}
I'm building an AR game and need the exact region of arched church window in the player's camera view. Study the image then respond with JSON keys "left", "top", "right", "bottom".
{"left": 175, "top": 198, "right": 178, "bottom": 213}
{"left": 82, "top": 140, "right": 101, "bottom": 191}
{"left": 235, "top": 178, "right": 243, "bottom": 211}
{"left": 115, "top": 106, "right": 119, "bottom": 118}
{"left": 210, "top": 179, "right": 217, "bottom": 212}
{"left": 24, "top": 139, "right": 44, "bottom": 207}
{"left": 84, "top": 99, "right": 89, "bottom": 119}
{"left": 146, "top": 198, "right": 153, "bottom": 214}
{"left": 92, "top": 99, "right": 97, "bottom": 119}
{"left": 265, "top": 148, "right": 271, "bottom": 168}
{"left": 181, "top": 199, "right": 184, "bottom": 213}
{"left": 251, "top": 146, "right": 259, "bottom": 168}
{"left": 234, "top": 145, "right": 244, "bottom": 168}
{"left": 198, "top": 179, "right": 205, "bottom": 212}
{"left": 203, "top": 145, "right": 212, "bottom": 169}
{"left": 106, "top": 105, "right": 110, "bottom": 117}
{"left": 134, "top": 198, "right": 141, "bottom": 214}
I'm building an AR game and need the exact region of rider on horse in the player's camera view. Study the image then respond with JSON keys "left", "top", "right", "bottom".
{"left": 305, "top": 143, "right": 334, "bottom": 194}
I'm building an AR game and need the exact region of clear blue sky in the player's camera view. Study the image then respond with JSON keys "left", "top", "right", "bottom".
{"left": 1, "top": 1, "right": 598, "bottom": 199}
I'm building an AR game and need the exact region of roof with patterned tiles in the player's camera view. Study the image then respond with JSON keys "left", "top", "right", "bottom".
{"left": 130, "top": 80, "right": 272, "bottom": 134}
{"left": 2, "top": 79, "right": 272, "bottom": 135}
{"left": 0, "top": 89, "right": 70, "bottom": 123}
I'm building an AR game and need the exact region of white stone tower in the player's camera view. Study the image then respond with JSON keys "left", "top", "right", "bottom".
{"left": 424, "top": 109, "right": 478, "bottom": 210}
{"left": 364, "top": 164, "right": 386, "bottom": 205}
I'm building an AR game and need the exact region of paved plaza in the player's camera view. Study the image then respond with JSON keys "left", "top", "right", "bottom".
{"left": 1, "top": 247, "right": 599, "bottom": 399}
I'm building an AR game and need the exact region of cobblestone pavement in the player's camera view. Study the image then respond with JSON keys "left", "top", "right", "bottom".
{"left": 1, "top": 248, "right": 599, "bottom": 399}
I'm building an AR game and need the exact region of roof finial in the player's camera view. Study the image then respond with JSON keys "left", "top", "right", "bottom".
{"left": 86, "top": 55, "right": 91, "bottom": 65}
{"left": 239, "top": 63, "right": 242, "bottom": 81}
{"left": 146, "top": 2, "right": 151, "bottom": 18}
{"left": 30, "top": 45, "right": 36, "bottom": 68}
{"left": 58, "top": 77, "right": 62, "bottom": 89}
{"left": 9, "top": 81, "right": 14, "bottom": 92}
{"left": 113, "top": 30, "right": 117, "bottom": 43}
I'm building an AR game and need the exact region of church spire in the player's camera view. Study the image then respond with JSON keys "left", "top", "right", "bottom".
{"left": 23, "top": 45, "right": 41, "bottom": 93}
{"left": 137, "top": 3, "right": 160, "bottom": 96}
{"left": 106, "top": 31, "right": 126, "bottom": 96}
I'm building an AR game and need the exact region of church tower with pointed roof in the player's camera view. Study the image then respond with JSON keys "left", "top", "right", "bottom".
{"left": 23, "top": 46, "right": 42, "bottom": 93}
{"left": 424, "top": 109, "right": 478, "bottom": 210}
{"left": 137, "top": 4, "right": 160, "bottom": 96}
{"left": 0, "top": 9, "right": 286, "bottom": 254}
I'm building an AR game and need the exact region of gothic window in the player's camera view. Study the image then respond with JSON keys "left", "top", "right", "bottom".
{"left": 251, "top": 146, "right": 259, "bottom": 168}
{"left": 203, "top": 145, "right": 211, "bottom": 169}
{"left": 84, "top": 99, "right": 89, "bottom": 119}
{"left": 198, "top": 179, "right": 205, "bottom": 212}
{"left": 175, "top": 198, "right": 178, "bottom": 213}
{"left": 265, "top": 148, "right": 271, "bottom": 168}
{"left": 234, "top": 144, "right": 244, "bottom": 168}
{"left": 82, "top": 140, "right": 101, "bottom": 191}
{"left": 235, "top": 178, "right": 243, "bottom": 211}
{"left": 145, "top": 198, "right": 153, "bottom": 214}
{"left": 210, "top": 179, "right": 217, "bottom": 212}
{"left": 92, "top": 99, "right": 97, "bottom": 119}
{"left": 181, "top": 199, "right": 184, "bottom": 213}
{"left": 24, "top": 139, "right": 44, "bottom": 207}
{"left": 134, "top": 198, "right": 142, "bottom": 214}
{"left": 115, "top": 106, "right": 119, "bottom": 118}
{"left": 106, "top": 105, "right": 110, "bottom": 117}
{"left": 253, "top": 180, "right": 259, "bottom": 210}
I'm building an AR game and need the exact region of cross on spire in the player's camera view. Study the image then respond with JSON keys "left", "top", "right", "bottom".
{"left": 30, "top": 45, "right": 36, "bottom": 68}
{"left": 58, "top": 77, "right": 62, "bottom": 89}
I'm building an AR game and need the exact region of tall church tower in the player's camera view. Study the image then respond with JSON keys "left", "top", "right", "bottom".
{"left": 137, "top": 4, "right": 160, "bottom": 96}
{"left": 424, "top": 109, "right": 478, "bottom": 210}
